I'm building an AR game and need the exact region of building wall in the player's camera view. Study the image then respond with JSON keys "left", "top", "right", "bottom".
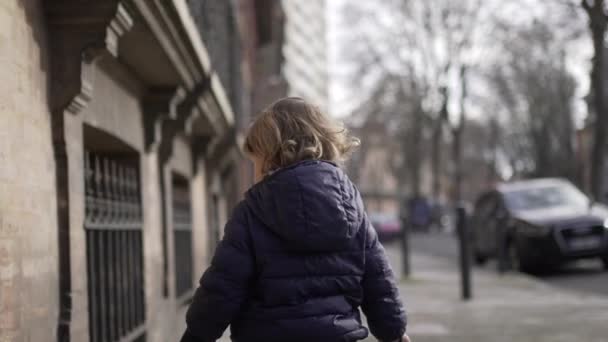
{"left": 0, "top": 1, "right": 282, "bottom": 341}
{"left": 282, "top": 0, "right": 328, "bottom": 111}
{"left": 233, "top": 0, "right": 288, "bottom": 196}
{"left": 60, "top": 56, "right": 213, "bottom": 342}
{"left": 140, "top": 137, "right": 167, "bottom": 342}
{"left": 189, "top": 0, "right": 244, "bottom": 127}
{"left": 357, "top": 134, "right": 400, "bottom": 217}
{"left": 0, "top": 1, "right": 59, "bottom": 340}
{"left": 66, "top": 57, "right": 146, "bottom": 341}
{"left": 166, "top": 134, "right": 197, "bottom": 341}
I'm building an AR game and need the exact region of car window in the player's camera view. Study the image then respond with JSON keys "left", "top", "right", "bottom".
{"left": 369, "top": 213, "right": 397, "bottom": 223}
{"left": 477, "top": 196, "right": 496, "bottom": 217}
{"left": 503, "top": 183, "right": 589, "bottom": 211}
{"left": 473, "top": 194, "right": 498, "bottom": 228}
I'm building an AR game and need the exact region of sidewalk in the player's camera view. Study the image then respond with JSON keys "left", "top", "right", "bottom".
{"left": 218, "top": 246, "right": 608, "bottom": 342}
{"left": 390, "top": 248, "right": 608, "bottom": 342}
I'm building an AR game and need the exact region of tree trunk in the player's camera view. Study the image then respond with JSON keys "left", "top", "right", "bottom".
{"left": 590, "top": 34, "right": 607, "bottom": 200}
{"left": 584, "top": 0, "right": 607, "bottom": 201}
{"left": 410, "top": 104, "right": 424, "bottom": 197}
{"left": 451, "top": 66, "right": 467, "bottom": 205}
{"left": 431, "top": 122, "right": 442, "bottom": 201}
{"left": 488, "top": 118, "right": 499, "bottom": 183}
{"left": 432, "top": 87, "right": 449, "bottom": 202}
{"left": 452, "top": 127, "right": 463, "bottom": 203}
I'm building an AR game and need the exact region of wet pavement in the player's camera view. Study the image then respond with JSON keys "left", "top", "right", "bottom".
{"left": 382, "top": 242, "right": 608, "bottom": 342}
{"left": 218, "top": 234, "right": 608, "bottom": 341}
{"left": 408, "top": 231, "right": 608, "bottom": 297}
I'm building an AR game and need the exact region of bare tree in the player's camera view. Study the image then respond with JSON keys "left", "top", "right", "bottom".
{"left": 488, "top": 20, "right": 579, "bottom": 180}
{"left": 451, "top": 65, "right": 468, "bottom": 203}
{"left": 338, "top": 0, "right": 490, "bottom": 203}
{"left": 581, "top": 0, "right": 608, "bottom": 199}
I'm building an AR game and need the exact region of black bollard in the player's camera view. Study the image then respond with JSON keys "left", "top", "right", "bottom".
{"left": 400, "top": 216, "right": 411, "bottom": 278}
{"left": 457, "top": 206, "right": 472, "bottom": 300}
{"left": 496, "top": 214, "right": 508, "bottom": 273}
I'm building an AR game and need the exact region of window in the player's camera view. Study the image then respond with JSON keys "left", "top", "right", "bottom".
{"left": 503, "top": 183, "right": 589, "bottom": 211}
{"left": 208, "top": 193, "right": 222, "bottom": 258}
{"left": 172, "top": 175, "right": 193, "bottom": 301}
{"left": 84, "top": 151, "right": 146, "bottom": 342}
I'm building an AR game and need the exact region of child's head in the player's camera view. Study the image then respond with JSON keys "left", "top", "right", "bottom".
{"left": 244, "top": 97, "right": 360, "bottom": 180}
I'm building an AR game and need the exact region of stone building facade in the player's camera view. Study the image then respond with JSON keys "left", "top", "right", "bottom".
{"left": 347, "top": 120, "right": 402, "bottom": 217}
{"left": 0, "top": 0, "right": 284, "bottom": 341}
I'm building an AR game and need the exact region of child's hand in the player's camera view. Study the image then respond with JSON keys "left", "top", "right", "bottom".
{"left": 386, "top": 334, "right": 411, "bottom": 342}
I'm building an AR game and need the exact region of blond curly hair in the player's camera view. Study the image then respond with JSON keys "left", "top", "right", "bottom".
{"left": 244, "top": 97, "right": 360, "bottom": 174}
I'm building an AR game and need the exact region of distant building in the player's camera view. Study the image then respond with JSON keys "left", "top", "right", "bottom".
{"left": 281, "top": 0, "right": 329, "bottom": 111}
{"left": 234, "top": 0, "right": 288, "bottom": 196}
{"left": 348, "top": 120, "right": 401, "bottom": 216}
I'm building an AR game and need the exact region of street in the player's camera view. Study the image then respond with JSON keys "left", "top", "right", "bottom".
{"left": 404, "top": 232, "right": 608, "bottom": 297}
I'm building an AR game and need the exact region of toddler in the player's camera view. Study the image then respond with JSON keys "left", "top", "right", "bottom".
{"left": 181, "top": 97, "right": 408, "bottom": 342}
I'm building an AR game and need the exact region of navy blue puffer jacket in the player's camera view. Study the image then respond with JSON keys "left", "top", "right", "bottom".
{"left": 181, "top": 160, "right": 407, "bottom": 342}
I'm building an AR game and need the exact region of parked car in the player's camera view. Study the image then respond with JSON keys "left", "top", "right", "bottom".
{"left": 471, "top": 178, "right": 608, "bottom": 272}
{"left": 407, "top": 196, "right": 433, "bottom": 232}
{"left": 369, "top": 212, "right": 402, "bottom": 241}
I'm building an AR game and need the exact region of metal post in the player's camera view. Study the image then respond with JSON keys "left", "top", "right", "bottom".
{"left": 401, "top": 216, "right": 411, "bottom": 278}
{"left": 457, "top": 206, "right": 472, "bottom": 300}
{"left": 496, "top": 216, "right": 508, "bottom": 274}
{"left": 400, "top": 196, "right": 411, "bottom": 278}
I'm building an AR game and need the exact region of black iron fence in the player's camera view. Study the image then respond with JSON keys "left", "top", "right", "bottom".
{"left": 84, "top": 151, "right": 146, "bottom": 342}
{"left": 172, "top": 176, "right": 194, "bottom": 301}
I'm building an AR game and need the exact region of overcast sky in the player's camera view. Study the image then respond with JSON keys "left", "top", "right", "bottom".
{"left": 327, "top": 0, "right": 349, "bottom": 118}
{"left": 327, "top": 0, "right": 593, "bottom": 127}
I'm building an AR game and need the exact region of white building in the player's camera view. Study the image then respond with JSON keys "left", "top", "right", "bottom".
{"left": 282, "top": 0, "right": 329, "bottom": 111}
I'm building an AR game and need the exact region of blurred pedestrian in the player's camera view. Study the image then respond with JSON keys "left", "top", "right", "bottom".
{"left": 180, "top": 97, "right": 409, "bottom": 342}
{"left": 409, "top": 195, "right": 432, "bottom": 232}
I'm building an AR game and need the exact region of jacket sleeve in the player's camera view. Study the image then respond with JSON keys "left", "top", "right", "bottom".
{"left": 361, "top": 220, "right": 407, "bottom": 342}
{"left": 181, "top": 204, "right": 255, "bottom": 342}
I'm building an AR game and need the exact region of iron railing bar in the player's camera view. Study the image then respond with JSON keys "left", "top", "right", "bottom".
{"left": 85, "top": 151, "right": 146, "bottom": 342}
{"left": 176, "top": 287, "right": 195, "bottom": 306}
{"left": 84, "top": 223, "right": 143, "bottom": 230}
{"left": 173, "top": 225, "right": 192, "bottom": 232}
{"left": 98, "top": 231, "right": 108, "bottom": 342}
{"left": 121, "top": 229, "right": 130, "bottom": 334}
{"left": 124, "top": 230, "right": 132, "bottom": 331}
{"left": 117, "top": 323, "right": 146, "bottom": 342}
{"left": 173, "top": 185, "right": 194, "bottom": 299}
{"left": 86, "top": 231, "right": 98, "bottom": 342}
{"left": 175, "top": 231, "right": 181, "bottom": 296}
{"left": 136, "top": 232, "right": 145, "bottom": 323}
{"left": 116, "top": 230, "right": 124, "bottom": 339}
{"left": 128, "top": 230, "right": 137, "bottom": 328}
{"left": 108, "top": 230, "right": 117, "bottom": 341}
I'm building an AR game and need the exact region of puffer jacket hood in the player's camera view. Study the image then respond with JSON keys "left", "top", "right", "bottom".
{"left": 245, "top": 160, "right": 365, "bottom": 252}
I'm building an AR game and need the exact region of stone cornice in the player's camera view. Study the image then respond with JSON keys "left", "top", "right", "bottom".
{"left": 142, "top": 88, "right": 178, "bottom": 151}
{"left": 45, "top": 1, "right": 134, "bottom": 115}
{"left": 132, "top": 0, "right": 236, "bottom": 139}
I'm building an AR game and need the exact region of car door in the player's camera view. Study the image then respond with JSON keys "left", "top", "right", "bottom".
{"left": 472, "top": 194, "right": 488, "bottom": 254}
{"left": 476, "top": 193, "right": 499, "bottom": 256}
{"left": 493, "top": 196, "right": 511, "bottom": 255}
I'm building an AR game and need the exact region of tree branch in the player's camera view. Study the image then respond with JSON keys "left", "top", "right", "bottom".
{"left": 581, "top": 0, "right": 591, "bottom": 13}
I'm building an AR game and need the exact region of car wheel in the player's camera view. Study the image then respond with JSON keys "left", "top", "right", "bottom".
{"left": 471, "top": 232, "right": 487, "bottom": 266}
{"left": 506, "top": 240, "right": 519, "bottom": 271}
{"left": 601, "top": 255, "right": 608, "bottom": 271}
{"left": 474, "top": 250, "right": 487, "bottom": 266}
{"left": 507, "top": 240, "right": 531, "bottom": 273}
